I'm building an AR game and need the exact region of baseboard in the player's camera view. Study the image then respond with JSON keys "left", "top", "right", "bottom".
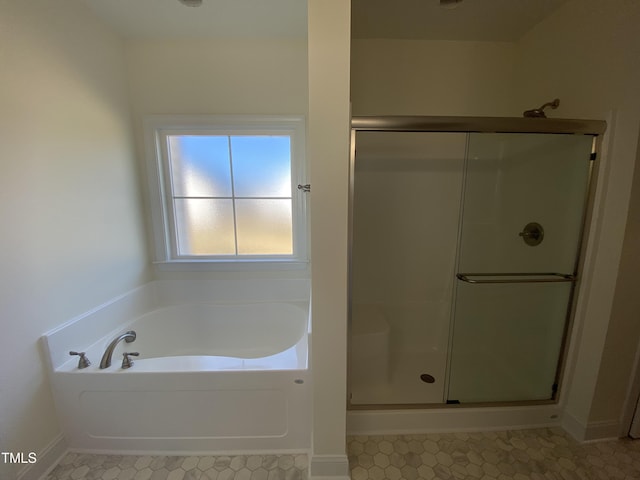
{"left": 583, "top": 420, "right": 621, "bottom": 441}
{"left": 15, "top": 433, "right": 67, "bottom": 480}
{"left": 561, "top": 410, "right": 587, "bottom": 441}
{"left": 309, "top": 454, "right": 350, "bottom": 479}
{"left": 562, "top": 411, "right": 621, "bottom": 442}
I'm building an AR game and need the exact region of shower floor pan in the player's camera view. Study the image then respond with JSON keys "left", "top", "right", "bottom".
{"left": 350, "top": 351, "right": 447, "bottom": 406}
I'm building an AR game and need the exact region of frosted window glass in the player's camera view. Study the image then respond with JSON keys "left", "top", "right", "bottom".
{"left": 174, "top": 199, "right": 235, "bottom": 255}
{"left": 235, "top": 199, "right": 292, "bottom": 255}
{"left": 231, "top": 136, "right": 291, "bottom": 197}
{"left": 168, "top": 136, "right": 232, "bottom": 197}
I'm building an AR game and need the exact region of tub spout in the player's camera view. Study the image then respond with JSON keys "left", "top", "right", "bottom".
{"left": 99, "top": 331, "right": 136, "bottom": 369}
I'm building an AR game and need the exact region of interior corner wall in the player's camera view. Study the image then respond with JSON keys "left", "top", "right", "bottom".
{"left": 600, "top": 132, "right": 640, "bottom": 436}
{"left": 0, "top": 0, "right": 149, "bottom": 474}
{"left": 350, "top": 39, "right": 517, "bottom": 116}
{"left": 514, "top": 0, "right": 640, "bottom": 438}
{"left": 308, "top": 0, "right": 351, "bottom": 477}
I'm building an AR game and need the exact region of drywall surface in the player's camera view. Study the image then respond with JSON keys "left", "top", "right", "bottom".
{"left": 351, "top": 39, "right": 517, "bottom": 116}
{"left": 308, "top": 0, "right": 351, "bottom": 477}
{"left": 0, "top": 0, "right": 149, "bottom": 474}
{"left": 126, "top": 38, "right": 308, "bottom": 117}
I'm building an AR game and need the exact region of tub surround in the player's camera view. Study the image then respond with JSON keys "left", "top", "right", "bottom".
{"left": 51, "top": 370, "right": 310, "bottom": 453}
{"left": 42, "top": 278, "right": 311, "bottom": 454}
{"left": 44, "top": 278, "right": 310, "bottom": 371}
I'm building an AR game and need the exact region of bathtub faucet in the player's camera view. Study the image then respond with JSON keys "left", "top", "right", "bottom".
{"left": 99, "top": 330, "right": 136, "bottom": 369}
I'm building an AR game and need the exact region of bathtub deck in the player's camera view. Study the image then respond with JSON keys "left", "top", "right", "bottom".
{"left": 46, "top": 453, "right": 308, "bottom": 480}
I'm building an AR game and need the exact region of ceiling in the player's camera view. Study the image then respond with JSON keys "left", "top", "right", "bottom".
{"left": 352, "top": 0, "right": 568, "bottom": 41}
{"left": 81, "top": 0, "right": 567, "bottom": 42}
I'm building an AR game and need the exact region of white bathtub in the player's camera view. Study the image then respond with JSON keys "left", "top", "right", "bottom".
{"left": 44, "top": 282, "right": 311, "bottom": 454}
{"left": 90, "top": 302, "right": 309, "bottom": 372}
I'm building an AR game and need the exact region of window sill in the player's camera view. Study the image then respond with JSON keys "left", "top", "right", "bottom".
{"left": 153, "top": 259, "right": 310, "bottom": 272}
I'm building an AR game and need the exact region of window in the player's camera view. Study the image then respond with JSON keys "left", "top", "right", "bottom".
{"left": 144, "top": 115, "right": 307, "bottom": 267}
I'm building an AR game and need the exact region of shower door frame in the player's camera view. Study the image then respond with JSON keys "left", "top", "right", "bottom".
{"left": 347, "top": 115, "right": 607, "bottom": 411}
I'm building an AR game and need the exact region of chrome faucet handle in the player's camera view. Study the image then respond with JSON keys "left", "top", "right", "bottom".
{"left": 518, "top": 222, "right": 544, "bottom": 246}
{"left": 69, "top": 351, "right": 91, "bottom": 369}
{"left": 121, "top": 352, "right": 140, "bottom": 369}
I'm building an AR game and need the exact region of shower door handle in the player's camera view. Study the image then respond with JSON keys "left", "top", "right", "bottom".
{"left": 456, "top": 272, "right": 576, "bottom": 284}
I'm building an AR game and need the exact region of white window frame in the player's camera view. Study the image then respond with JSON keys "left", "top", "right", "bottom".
{"left": 144, "top": 115, "right": 308, "bottom": 269}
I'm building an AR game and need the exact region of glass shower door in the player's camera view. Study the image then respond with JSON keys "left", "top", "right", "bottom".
{"left": 447, "top": 133, "right": 594, "bottom": 404}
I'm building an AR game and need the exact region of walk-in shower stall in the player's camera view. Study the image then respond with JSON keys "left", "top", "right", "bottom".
{"left": 348, "top": 116, "right": 606, "bottom": 412}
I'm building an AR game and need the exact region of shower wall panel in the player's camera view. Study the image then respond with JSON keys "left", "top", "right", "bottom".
{"left": 449, "top": 133, "right": 593, "bottom": 404}
{"left": 350, "top": 132, "right": 466, "bottom": 404}
{"left": 458, "top": 134, "right": 591, "bottom": 274}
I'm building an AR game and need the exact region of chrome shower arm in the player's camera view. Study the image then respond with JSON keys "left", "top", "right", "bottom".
{"left": 523, "top": 98, "right": 560, "bottom": 118}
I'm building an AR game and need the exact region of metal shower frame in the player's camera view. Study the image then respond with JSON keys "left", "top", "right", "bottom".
{"left": 347, "top": 115, "right": 607, "bottom": 410}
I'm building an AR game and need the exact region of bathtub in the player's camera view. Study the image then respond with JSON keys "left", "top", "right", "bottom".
{"left": 43, "top": 281, "right": 311, "bottom": 454}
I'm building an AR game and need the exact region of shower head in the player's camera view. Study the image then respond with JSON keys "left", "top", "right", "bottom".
{"left": 523, "top": 98, "right": 560, "bottom": 118}
{"left": 178, "top": 0, "right": 203, "bottom": 6}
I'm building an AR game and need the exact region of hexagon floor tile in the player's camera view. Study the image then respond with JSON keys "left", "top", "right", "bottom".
{"left": 348, "top": 427, "right": 640, "bottom": 479}
{"left": 43, "top": 428, "right": 640, "bottom": 479}
{"left": 46, "top": 454, "right": 307, "bottom": 480}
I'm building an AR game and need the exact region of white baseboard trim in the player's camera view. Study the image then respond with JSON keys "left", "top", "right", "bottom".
{"left": 584, "top": 420, "right": 621, "bottom": 441}
{"left": 561, "top": 411, "right": 587, "bottom": 441}
{"left": 562, "top": 412, "right": 621, "bottom": 442}
{"left": 16, "top": 433, "right": 68, "bottom": 480}
{"left": 309, "top": 454, "right": 350, "bottom": 479}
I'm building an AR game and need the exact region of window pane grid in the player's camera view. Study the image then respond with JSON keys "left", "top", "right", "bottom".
{"left": 172, "top": 196, "right": 293, "bottom": 200}
{"left": 166, "top": 133, "right": 294, "bottom": 257}
{"left": 227, "top": 135, "right": 240, "bottom": 256}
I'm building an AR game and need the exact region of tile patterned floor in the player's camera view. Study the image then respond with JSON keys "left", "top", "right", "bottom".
{"left": 43, "top": 428, "right": 640, "bottom": 480}
{"left": 46, "top": 453, "right": 308, "bottom": 480}
{"left": 347, "top": 428, "right": 640, "bottom": 480}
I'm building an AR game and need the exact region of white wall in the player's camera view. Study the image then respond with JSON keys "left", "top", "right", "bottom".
{"left": 351, "top": 39, "right": 517, "bottom": 116}
{"left": 126, "top": 38, "right": 308, "bottom": 117}
{"left": 609, "top": 134, "right": 640, "bottom": 434}
{"left": 514, "top": 0, "right": 640, "bottom": 438}
{"left": 0, "top": 1, "right": 149, "bottom": 477}
{"left": 125, "top": 38, "right": 309, "bottom": 279}
{"left": 308, "top": 0, "right": 351, "bottom": 477}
